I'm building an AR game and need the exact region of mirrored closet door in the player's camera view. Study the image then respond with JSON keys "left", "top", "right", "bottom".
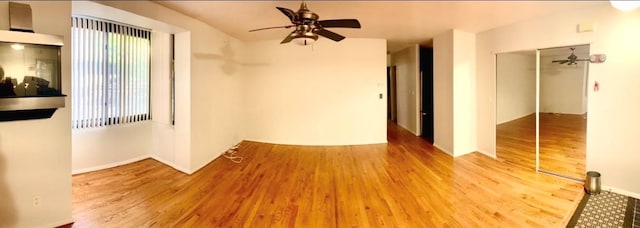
{"left": 496, "top": 51, "right": 537, "bottom": 170}
{"left": 495, "top": 45, "right": 589, "bottom": 181}
{"left": 538, "top": 45, "right": 589, "bottom": 180}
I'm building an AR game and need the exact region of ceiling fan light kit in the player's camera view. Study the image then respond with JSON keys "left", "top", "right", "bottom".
{"left": 286, "top": 24, "right": 318, "bottom": 45}
{"left": 249, "top": 1, "right": 361, "bottom": 46}
{"left": 293, "top": 36, "right": 316, "bottom": 46}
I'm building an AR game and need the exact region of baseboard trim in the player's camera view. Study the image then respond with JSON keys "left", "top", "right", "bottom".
{"left": 396, "top": 123, "right": 419, "bottom": 136}
{"left": 602, "top": 185, "right": 640, "bottom": 199}
{"left": 150, "top": 155, "right": 191, "bottom": 175}
{"left": 452, "top": 150, "right": 475, "bottom": 158}
{"left": 72, "top": 155, "right": 150, "bottom": 175}
{"left": 433, "top": 143, "right": 453, "bottom": 156}
{"left": 40, "top": 217, "right": 74, "bottom": 228}
{"left": 188, "top": 153, "right": 220, "bottom": 175}
{"left": 476, "top": 150, "right": 497, "bottom": 159}
{"left": 187, "top": 141, "right": 251, "bottom": 175}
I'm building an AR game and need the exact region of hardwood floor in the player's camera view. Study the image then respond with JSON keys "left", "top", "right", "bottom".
{"left": 539, "top": 113, "right": 587, "bottom": 180}
{"left": 71, "top": 122, "right": 583, "bottom": 227}
{"left": 496, "top": 114, "right": 537, "bottom": 171}
{"left": 496, "top": 113, "right": 587, "bottom": 180}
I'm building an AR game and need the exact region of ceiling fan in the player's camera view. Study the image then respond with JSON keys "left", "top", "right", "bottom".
{"left": 552, "top": 47, "right": 589, "bottom": 65}
{"left": 249, "top": 2, "right": 361, "bottom": 45}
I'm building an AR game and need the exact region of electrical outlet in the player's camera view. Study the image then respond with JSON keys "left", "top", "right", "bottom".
{"left": 33, "top": 195, "right": 41, "bottom": 207}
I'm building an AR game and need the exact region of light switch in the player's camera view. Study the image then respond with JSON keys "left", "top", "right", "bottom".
{"left": 379, "top": 93, "right": 383, "bottom": 99}
{"left": 577, "top": 23, "right": 594, "bottom": 33}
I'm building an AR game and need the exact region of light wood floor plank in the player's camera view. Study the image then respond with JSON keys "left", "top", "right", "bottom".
{"left": 496, "top": 113, "right": 587, "bottom": 180}
{"left": 70, "top": 122, "right": 583, "bottom": 227}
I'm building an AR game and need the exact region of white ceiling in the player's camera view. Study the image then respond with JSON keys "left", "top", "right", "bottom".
{"left": 155, "top": 1, "right": 607, "bottom": 53}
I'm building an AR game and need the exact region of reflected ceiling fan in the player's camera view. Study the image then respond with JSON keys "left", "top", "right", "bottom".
{"left": 249, "top": 2, "right": 361, "bottom": 45}
{"left": 552, "top": 47, "right": 589, "bottom": 65}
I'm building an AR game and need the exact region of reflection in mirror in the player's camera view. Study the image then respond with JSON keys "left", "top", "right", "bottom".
{"left": 538, "top": 45, "right": 589, "bottom": 180}
{"left": 495, "top": 51, "right": 536, "bottom": 170}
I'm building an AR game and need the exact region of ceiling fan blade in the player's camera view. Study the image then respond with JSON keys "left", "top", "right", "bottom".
{"left": 318, "top": 19, "right": 361, "bottom": 28}
{"left": 276, "top": 7, "right": 297, "bottom": 22}
{"left": 552, "top": 60, "right": 569, "bottom": 64}
{"left": 316, "top": 29, "right": 346, "bottom": 42}
{"left": 280, "top": 34, "right": 294, "bottom": 44}
{"left": 249, "top": 25, "right": 293, "bottom": 32}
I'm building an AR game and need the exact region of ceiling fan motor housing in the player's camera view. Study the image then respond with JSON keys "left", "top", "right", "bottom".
{"left": 296, "top": 2, "right": 319, "bottom": 25}
{"left": 290, "top": 24, "right": 318, "bottom": 41}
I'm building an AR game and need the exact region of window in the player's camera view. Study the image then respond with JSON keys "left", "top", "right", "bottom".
{"left": 71, "top": 16, "right": 151, "bottom": 128}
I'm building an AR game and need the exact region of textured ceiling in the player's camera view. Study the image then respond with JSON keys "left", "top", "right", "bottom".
{"left": 156, "top": 1, "right": 607, "bottom": 53}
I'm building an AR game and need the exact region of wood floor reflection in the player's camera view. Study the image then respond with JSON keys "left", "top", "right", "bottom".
{"left": 71, "top": 122, "right": 583, "bottom": 227}
{"left": 496, "top": 114, "right": 537, "bottom": 171}
{"left": 539, "top": 113, "right": 587, "bottom": 180}
{"left": 496, "top": 113, "right": 587, "bottom": 180}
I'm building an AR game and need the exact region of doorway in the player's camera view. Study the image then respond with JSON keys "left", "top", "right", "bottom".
{"left": 387, "top": 66, "right": 397, "bottom": 122}
{"left": 419, "top": 47, "right": 434, "bottom": 143}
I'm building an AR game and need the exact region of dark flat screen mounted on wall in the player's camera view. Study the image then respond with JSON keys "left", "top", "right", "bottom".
{"left": 0, "top": 30, "right": 66, "bottom": 121}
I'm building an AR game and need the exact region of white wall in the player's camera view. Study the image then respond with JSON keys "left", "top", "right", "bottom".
{"left": 386, "top": 53, "right": 391, "bottom": 66}
{"left": 188, "top": 30, "right": 244, "bottom": 171}
{"left": 539, "top": 54, "right": 588, "bottom": 114}
{"left": 476, "top": 4, "right": 640, "bottom": 197}
{"left": 72, "top": 123, "right": 151, "bottom": 173}
{"left": 149, "top": 31, "right": 179, "bottom": 171}
{"left": 390, "top": 45, "right": 420, "bottom": 135}
{"left": 173, "top": 31, "right": 192, "bottom": 172}
{"left": 452, "top": 30, "right": 477, "bottom": 157}
{"left": 433, "top": 31, "right": 454, "bottom": 155}
{"left": 242, "top": 39, "right": 388, "bottom": 145}
{"left": 0, "top": 2, "right": 73, "bottom": 227}
{"left": 77, "top": 1, "right": 244, "bottom": 174}
{"left": 496, "top": 53, "right": 536, "bottom": 124}
{"left": 433, "top": 30, "right": 477, "bottom": 157}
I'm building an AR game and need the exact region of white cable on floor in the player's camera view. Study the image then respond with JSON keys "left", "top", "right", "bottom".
{"left": 223, "top": 144, "right": 243, "bottom": 163}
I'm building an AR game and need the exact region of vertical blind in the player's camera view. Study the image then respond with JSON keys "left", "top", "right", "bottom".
{"left": 71, "top": 16, "right": 151, "bottom": 129}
